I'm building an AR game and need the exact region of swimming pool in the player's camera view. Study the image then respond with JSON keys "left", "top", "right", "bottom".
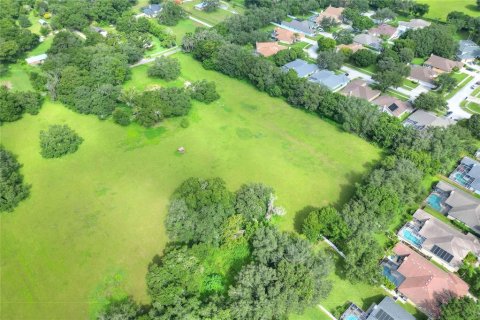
{"left": 401, "top": 228, "right": 424, "bottom": 247}
{"left": 427, "top": 193, "right": 443, "bottom": 212}
{"left": 345, "top": 315, "right": 359, "bottom": 320}
{"left": 453, "top": 172, "right": 469, "bottom": 186}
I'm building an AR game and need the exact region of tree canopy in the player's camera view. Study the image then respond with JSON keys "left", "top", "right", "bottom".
{"left": 0, "top": 147, "right": 30, "bottom": 212}
{"left": 39, "top": 125, "right": 83, "bottom": 159}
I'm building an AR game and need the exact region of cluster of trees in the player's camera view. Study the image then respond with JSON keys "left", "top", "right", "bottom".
{"left": 458, "top": 252, "right": 480, "bottom": 298}
{"left": 369, "top": 0, "right": 429, "bottom": 17}
{"left": 271, "top": 46, "right": 306, "bottom": 66}
{"left": 372, "top": 48, "right": 411, "bottom": 91}
{"left": 37, "top": 0, "right": 134, "bottom": 30}
{"left": 158, "top": 1, "right": 187, "bottom": 26}
{"left": 100, "top": 178, "right": 332, "bottom": 319}
{"left": 0, "top": 147, "right": 30, "bottom": 212}
{"left": 0, "top": 86, "right": 43, "bottom": 124}
{"left": 439, "top": 296, "right": 480, "bottom": 320}
{"left": 39, "top": 124, "right": 83, "bottom": 158}
{"left": 414, "top": 92, "right": 448, "bottom": 112}
{"left": 462, "top": 114, "right": 480, "bottom": 139}
{"left": 148, "top": 56, "right": 181, "bottom": 81}
{"left": 400, "top": 24, "right": 458, "bottom": 59}
{"left": 39, "top": 31, "right": 134, "bottom": 119}
{"left": 447, "top": 11, "right": 480, "bottom": 44}
{"left": 343, "top": 8, "right": 375, "bottom": 31}
{"left": 0, "top": 18, "right": 39, "bottom": 63}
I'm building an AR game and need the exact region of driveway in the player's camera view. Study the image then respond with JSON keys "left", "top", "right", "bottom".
{"left": 446, "top": 70, "right": 480, "bottom": 120}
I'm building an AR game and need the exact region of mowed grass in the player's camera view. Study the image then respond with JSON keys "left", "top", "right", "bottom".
{"left": 0, "top": 63, "right": 35, "bottom": 91}
{"left": 0, "top": 54, "right": 381, "bottom": 319}
{"left": 181, "top": 0, "right": 237, "bottom": 25}
{"left": 418, "top": 0, "right": 480, "bottom": 20}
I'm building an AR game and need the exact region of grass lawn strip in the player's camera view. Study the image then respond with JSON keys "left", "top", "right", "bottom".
{"left": 444, "top": 74, "right": 474, "bottom": 100}
{"left": 1, "top": 53, "right": 381, "bottom": 319}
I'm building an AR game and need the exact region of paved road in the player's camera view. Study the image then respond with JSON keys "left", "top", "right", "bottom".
{"left": 130, "top": 47, "right": 181, "bottom": 67}
{"left": 446, "top": 69, "right": 480, "bottom": 120}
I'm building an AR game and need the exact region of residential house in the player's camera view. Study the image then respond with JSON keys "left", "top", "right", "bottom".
{"left": 336, "top": 43, "right": 364, "bottom": 53}
{"left": 427, "top": 181, "right": 480, "bottom": 234}
{"left": 281, "top": 20, "right": 317, "bottom": 37}
{"left": 457, "top": 40, "right": 480, "bottom": 63}
{"left": 141, "top": 4, "right": 162, "bottom": 18}
{"left": 449, "top": 157, "right": 480, "bottom": 194}
{"left": 398, "top": 19, "right": 431, "bottom": 30}
{"left": 272, "top": 27, "right": 303, "bottom": 44}
{"left": 373, "top": 95, "right": 413, "bottom": 118}
{"left": 308, "top": 70, "right": 349, "bottom": 91}
{"left": 368, "top": 24, "right": 400, "bottom": 40}
{"left": 424, "top": 54, "right": 464, "bottom": 73}
{"left": 340, "top": 297, "right": 415, "bottom": 320}
{"left": 409, "top": 65, "right": 438, "bottom": 88}
{"left": 255, "top": 42, "right": 287, "bottom": 57}
{"left": 353, "top": 34, "right": 382, "bottom": 51}
{"left": 340, "top": 79, "right": 381, "bottom": 102}
{"left": 398, "top": 209, "right": 480, "bottom": 271}
{"left": 25, "top": 53, "right": 48, "bottom": 65}
{"left": 315, "top": 6, "right": 344, "bottom": 25}
{"left": 403, "top": 109, "right": 454, "bottom": 130}
{"left": 382, "top": 243, "right": 469, "bottom": 317}
{"left": 281, "top": 59, "right": 319, "bottom": 78}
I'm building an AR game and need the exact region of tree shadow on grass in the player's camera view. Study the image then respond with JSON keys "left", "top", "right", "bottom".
{"left": 293, "top": 205, "right": 318, "bottom": 233}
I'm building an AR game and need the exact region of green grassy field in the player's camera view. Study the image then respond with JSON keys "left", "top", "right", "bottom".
{"left": 419, "top": 0, "right": 480, "bottom": 20}
{"left": 181, "top": 0, "right": 239, "bottom": 25}
{"left": 0, "top": 53, "right": 381, "bottom": 319}
{"left": 0, "top": 63, "right": 35, "bottom": 91}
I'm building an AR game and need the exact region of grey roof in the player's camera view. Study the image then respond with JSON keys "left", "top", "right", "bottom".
{"left": 413, "top": 209, "right": 480, "bottom": 269}
{"left": 398, "top": 19, "right": 431, "bottom": 30}
{"left": 436, "top": 181, "right": 480, "bottom": 233}
{"left": 142, "top": 4, "right": 162, "bottom": 16}
{"left": 25, "top": 53, "right": 48, "bottom": 64}
{"left": 366, "top": 297, "right": 415, "bottom": 320}
{"left": 281, "top": 19, "right": 316, "bottom": 36}
{"left": 353, "top": 34, "right": 382, "bottom": 50}
{"left": 282, "top": 59, "right": 319, "bottom": 78}
{"left": 308, "top": 70, "right": 349, "bottom": 90}
{"left": 459, "top": 157, "right": 480, "bottom": 192}
{"left": 457, "top": 40, "right": 480, "bottom": 61}
{"left": 403, "top": 110, "right": 454, "bottom": 130}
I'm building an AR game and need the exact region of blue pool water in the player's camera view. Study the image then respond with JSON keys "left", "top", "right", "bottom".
{"left": 427, "top": 194, "right": 443, "bottom": 212}
{"left": 401, "top": 228, "right": 424, "bottom": 247}
{"left": 345, "top": 315, "right": 359, "bottom": 320}
{"left": 454, "top": 172, "right": 469, "bottom": 186}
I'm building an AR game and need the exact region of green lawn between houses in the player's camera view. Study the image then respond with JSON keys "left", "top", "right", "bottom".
{"left": 418, "top": 0, "right": 480, "bottom": 20}
{"left": 0, "top": 53, "right": 383, "bottom": 319}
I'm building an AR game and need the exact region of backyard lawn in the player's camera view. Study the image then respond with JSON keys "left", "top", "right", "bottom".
{"left": 181, "top": 0, "right": 241, "bottom": 26}
{"left": 0, "top": 53, "right": 381, "bottom": 320}
{"left": 419, "top": 0, "right": 480, "bottom": 20}
{"left": 0, "top": 62, "right": 35, "bottom": 91}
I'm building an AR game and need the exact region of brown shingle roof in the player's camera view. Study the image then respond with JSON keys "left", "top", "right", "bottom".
{"left": 424, "top": 54, "right": 464, "bottom": 72}
{"left": 340, "top": 79, "right": 381, "bottom": 101}
{"left": 336, "top": 43, "right": 364, "bottom": 53}
{"left": 255, "top": 42, "right": 287, "bottom": 57}
{"left": 393, "top": 243, "right": 469, "bottom": 317}
{"left": 409, "top": 66, "right": 438, "bottom": 84}
{"left": 316, "top": 6, "right": 344, "bottom": 24}
{"left": 373, "top": 95, "right": 413, "bottom": 117}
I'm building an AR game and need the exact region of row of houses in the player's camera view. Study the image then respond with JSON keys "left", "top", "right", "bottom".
{"left": 381, "top": 156, "right": 480, "bottom": 317}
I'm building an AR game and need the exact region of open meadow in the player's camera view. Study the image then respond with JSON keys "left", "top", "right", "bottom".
{"left": 419, "top": 0, "right": 480, "bottom": 20}
{"left": 0, "top": 54, "right": 381, "bottom": 319}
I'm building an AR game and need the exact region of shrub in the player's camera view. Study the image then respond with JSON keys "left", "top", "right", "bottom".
{"left": 147, "top": 56, "right": 181, "bottom": 81}
{"left": 0, "top": 147, "right": 30, "bottom": 212}
{"left": 180, "top": 118, "right": 189, "bottom": 128}
{"left": 112, "top": 108, "right": 131, "bottom": 126}
{"left": 350, "top": 49, "right": 377, "bottom": 67}
{"left": 189, "top": 80, "right": 220, "bottom": 103}
{"left": 39, "top": 125, "right": 83, "bottom": 158}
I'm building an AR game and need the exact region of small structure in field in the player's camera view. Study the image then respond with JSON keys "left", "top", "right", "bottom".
{"left": 177, "top": 146, "right": 185, "bottom": 153}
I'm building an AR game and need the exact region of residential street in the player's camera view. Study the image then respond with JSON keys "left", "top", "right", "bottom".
{"left": 446, "top": 69, "right": 480, "bottom": 120}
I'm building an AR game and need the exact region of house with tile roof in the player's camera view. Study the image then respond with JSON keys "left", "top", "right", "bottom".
{"left": 457, "top": 40, "right": 480, "bottom": 63}
{"left": 340, "top": 79, "right": 381, "bottom": 102}
{"left": 255, "top": 42, "right": 287, "bottom": 57}
{"left": 308, "top": 70, "right": 349, "bottom": 91}
{"left": 373, "top": 95, "right": 413, "bottom": 118}
{"left": 427, "top": 180, "right": 480, "bottom": 235}
{"left": 424, "top": 54, "right": 464, "bottom": 73}
{"left": 336, "top": 43, "right": 364, "bottom": 53}
{"left": 398, "top": 209, "right": 480, "bottom": 271}
{"left": 272, "top": 27, "right": 303, "bottom": 44}
{"left": 368, "top": 24, "right": 400, "bottom": 40}
{"left": 450, "top": 157, "right": 480, "bottom": 195}
{"left": 383, "top": 243, "right": 469, "bottom": 317}
{"left": 315, "top": 6, "right": 344, "bottom": 24}
{"left": 409, "top": 66, "right": 438, "bottom": 88}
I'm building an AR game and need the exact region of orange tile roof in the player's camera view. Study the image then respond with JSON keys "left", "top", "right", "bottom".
{"left": 255, "top": 42, "right": 287, "bottom": 57}
{"left": 273, "top": 27, "right": 302, "bottom": 44}
{"left": 316, "top": 6, "right": 344, "bottom": 24}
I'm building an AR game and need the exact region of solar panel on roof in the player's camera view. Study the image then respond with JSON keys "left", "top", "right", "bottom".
{"left": 431, "top": 245, "right": 454, "bottom": 263}
{"left": 374, "top": 309, "right": 394, "bottom": 320}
